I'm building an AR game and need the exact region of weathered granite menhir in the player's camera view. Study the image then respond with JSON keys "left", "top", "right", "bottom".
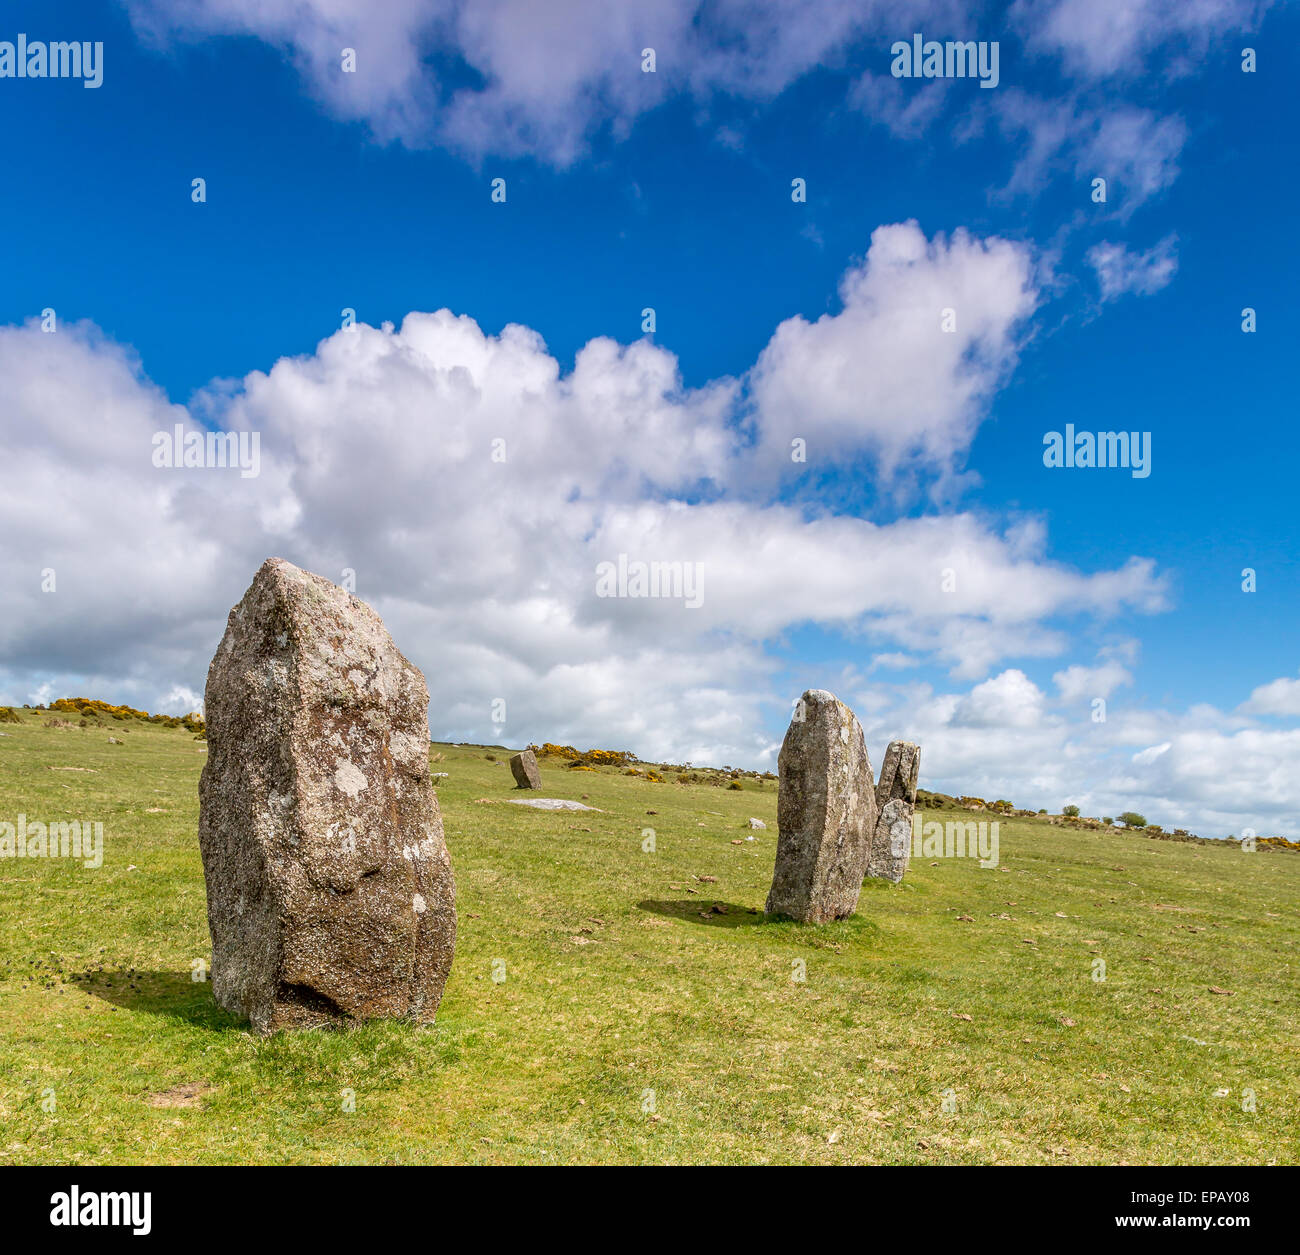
{"left": 198, "top": 558, "right": 455, "bottom": 1034}
{"left": 765, "top": 690, "right": 877, "bottom": 922}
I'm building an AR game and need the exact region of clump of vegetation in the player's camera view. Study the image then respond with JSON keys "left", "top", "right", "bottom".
{"left": 1260, "top": 835, "right": 1300, "bottom": 851}
{"left": 1119, "top": 811, "right": 1147, "bottom": 829}
{"left": 48, "top": 697, "right": 203, "bottom": 734}
{"left": 0, "top": 706, "right": 20, "bottom": 724}
{"left": 668, "top": 766, "right": 769, "bottom": 789}
{"left": 645, "top": 770, "right": 665, "bottom": 783}
{"left": 1063, "top": 804, "right": 1081, "bottom": 818}
{"left": 728, "top": 780, "right": 743, "bottom": 790}
{"left": 531, "top": 742, "right": 636, "bottom": 768}
{"left": 1102, "top": 817, "right": 1114, "bottom": 825}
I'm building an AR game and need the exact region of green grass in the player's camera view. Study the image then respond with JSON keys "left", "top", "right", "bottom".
{"left": 1, "top": 710, "right": 1296, "bottom": 1164}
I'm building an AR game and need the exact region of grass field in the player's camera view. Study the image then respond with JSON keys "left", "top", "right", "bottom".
{"left": 1, "top": 709, "right": 1296, "bottom": 1165}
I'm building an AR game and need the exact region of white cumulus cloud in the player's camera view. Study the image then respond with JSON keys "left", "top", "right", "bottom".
{"left": 747, "top": 220, "right": 1039, "bottom": 480}
{"left": 0, "top": 228, "right": 1172, "bottom": 774}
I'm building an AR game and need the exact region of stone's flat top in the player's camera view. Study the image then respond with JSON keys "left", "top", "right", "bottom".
{"left": 506, "top": 798, "right": 603, "bottom": 811}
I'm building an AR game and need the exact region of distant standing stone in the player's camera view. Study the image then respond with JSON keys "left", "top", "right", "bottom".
{"left": 198, "top": 558, "right": 456, "bottom": 1034}
{"left": 510, "top": 749, "right": 542, "bottom": 789}
{"left": 868, "top": 741, "right": 920, "bottom": 883}
{"left": 765, "top": 690, "right": 877, "bottom": 923}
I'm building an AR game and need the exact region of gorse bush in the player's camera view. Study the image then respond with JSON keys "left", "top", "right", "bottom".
{"left": 0, "top": 706, "right": 20, "bottom": 724}
{"left": 49, "top": 697, "right": 203, "bottom": 733}
{"left": 531, "top": 743, "right": 635, "bottom": 768}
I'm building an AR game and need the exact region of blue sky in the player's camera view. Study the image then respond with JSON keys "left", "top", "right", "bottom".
{"left": 1, "top": 0, "right": 1297, "bottom": 837}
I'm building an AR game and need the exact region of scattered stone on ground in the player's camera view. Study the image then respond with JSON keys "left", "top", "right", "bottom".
{"left": 505, "top": 798, "right": 603, "bottom": 811}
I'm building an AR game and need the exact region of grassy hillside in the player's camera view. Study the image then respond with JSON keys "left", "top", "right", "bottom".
{"left": 0, "top": 710, "right": 1295, "bottom": 1165}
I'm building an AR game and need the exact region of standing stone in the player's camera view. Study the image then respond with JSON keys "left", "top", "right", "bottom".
{"left": 868, "top": 740, "right": 920, "bottom": 883}
{"left": 510, "top": 749, "right": 542, "bottom": 789}
{"left": 198, "top": 558, "right": 456, "bottom": 1034}
{"left": 765, "top": 690, "right": 877, "bottom": 923}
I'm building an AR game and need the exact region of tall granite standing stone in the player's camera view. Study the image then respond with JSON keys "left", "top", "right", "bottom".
{"left": 198, "top": 558, "right": 456, "bottom": 1034}
{"left": 868, "top": 740, "right": 920, "bottom": 883}
{"left": 510, "top": 750, "right": 542, "bottom": 789}
{"left": 765, "top": 690, "right": 877, "bottom": 923}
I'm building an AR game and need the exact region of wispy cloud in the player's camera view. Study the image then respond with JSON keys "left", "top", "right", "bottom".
{"left": 1087, "top": 235, "right": 1179, "bottom": 301}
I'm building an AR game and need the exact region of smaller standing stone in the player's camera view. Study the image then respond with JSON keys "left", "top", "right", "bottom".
{"left": 748, "top": 818, "right": 767, "bottom": 830}
{"left": 868, "top": 741, "right": 920, "bottom": 882}
{"left": 510, "top": 749, "right": 542, "bottom": 789}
